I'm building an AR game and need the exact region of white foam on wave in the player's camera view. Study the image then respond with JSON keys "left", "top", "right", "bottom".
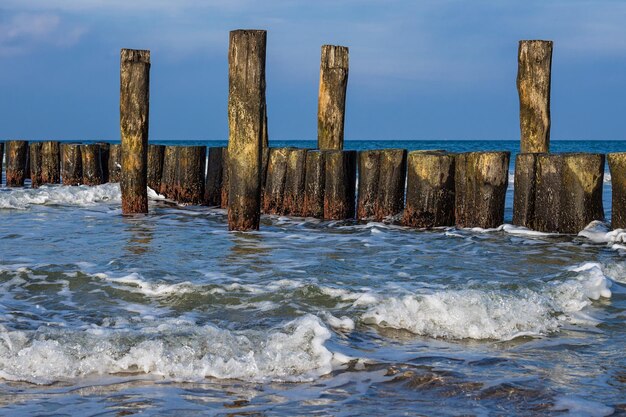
{"left": 0, "top": 184, "right": 122, "bottom": 209}
{"left": 578, "top": 221, "right": 626, "bottom": 252}
{"left": 0, "top": 314, "right": 336, "bottom": 385}
{"left": 361, "top": 262, "right": 613, "bottom": 340}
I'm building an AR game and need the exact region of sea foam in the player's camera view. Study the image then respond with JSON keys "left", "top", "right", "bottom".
{"left": 0, "top": 184, "right": 122, "bottom": 209}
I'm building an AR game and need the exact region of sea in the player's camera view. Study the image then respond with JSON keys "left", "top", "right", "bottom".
{"left": 1, "top": 140, "right": 625, "bottom": 416}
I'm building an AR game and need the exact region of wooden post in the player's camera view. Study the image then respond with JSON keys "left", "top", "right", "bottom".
{"left": 318, "top": 45, "right": 349, "bottom": 150}
{"left": 512, "top": 153, "right": 539, "bottom": 228}
{"left": 204, "top": 146, "right": 225, "bottom": 206}
{"left": 80, "top": 144, "right": 103, "bottom": 186}
{"left": 262, "top": 147, "right": 289, "bottom": 214}
{"left": 5, "top": 140, "right": 28, "bottom": 187}
{"left": 108, "top": 144, "right": 122, "bottom": 182}
{"left": 534, "top": 153, "right": 604, "bottom": 233}
{"left": 357, "top": 149, "right": 407, "bottom": 221}
{"left": 120, "top": 48, "right": 150, "bottom": 215}
{"left": 608, "top": 153, "right": 626, "bottom": 229}
{"left": 455, "top": 152, "right": 510, "bottom": 228}
{"left": 303, "top": 150, "right": 326, "bottom": 218}
{"left": 147, "top": 144, "right": 165, "bottom": 192}
{"left": 227, "top": 30, "right": 266, "bottom": 231}
{"left": 176, "top": 146, "right": 206, "bottom": 205}
{"left": 0, "top": 142, "right": 4, "bottom": 185}
{"left": 40, "top": 141, "right": 61, "bottom": 185}
{"left": 357, "top": 150, "right": 380, "bottom": 220}
{"left": 517, "top": 40, "right": 553, "bottom": 153}
{"left": 61, "top": 143, "right": 82, "bottom": 185}
{"left": 403, "top": 151, "right": 456, "bottom": 228}
{"left": 324, "top": 150, "right": 357, "bottom": 220}
{"left": 220, "top": 148, "right": 229, "bottom": 209}
{"left": 96, "top": 142, "right": 111, "bottom": 183}
{"left": 29, "top": 142, "right": 43, "bottom": 188}
{"left": 283, "top": 148, "right": 308, "bottom": 216}
{"left": 160, "top": 146, "right": 179, "bottom": 199}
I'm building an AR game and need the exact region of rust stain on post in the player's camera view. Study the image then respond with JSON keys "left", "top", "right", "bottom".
{"left": 227, "top": 29, "right": 266, "bottom": 231}
{"left": 318, "top": 45, "right": 349, "bottom": 150}
{"left": 120, "top": 48, "right": 150, "bottom": 215}
{"left": 517, "top": 40, "right": 552, "bottom": 153}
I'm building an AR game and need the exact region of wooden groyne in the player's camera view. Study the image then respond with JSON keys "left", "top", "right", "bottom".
{"left": 1, "top": 34, "right": 622, "bottom": 235}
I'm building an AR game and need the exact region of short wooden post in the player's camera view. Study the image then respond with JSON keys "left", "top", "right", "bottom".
{"left": 221, "top": 148, "right": 229, "bottom": 209}
{"left": 534, "top": 153, "right": 604, "bottom": 233}
{"left": 108, "top": 144, "right": 122, "bottom": 182}
{"left": 39, "top": 141, "right": 61, "bottom": 185}
{"left": 147, "top": 144, "right": 165, "bottom": 192}
{"left": 5, "top": 140, "right": 28, "bottom": 187}
{"left": 303, "top": 150, "right": 326, "bottom": 218}
{"left": 357, "top": 149, "right": 407, "bottom": 221}
{"left": 357, "top": 150, "right": 380, "bottom": 220}
{"left": 61, "top": 143, "right": 82, "bottom": 185}
{"left": 120, "top": 48, "right": 150, "bottom": 215}
{"left": 80, "top": 144, "right": 103, "bottom": 186}
{"left": 318, "top": 45, "right": 349, "bottom": 150}
{"left": 455, "top": 152, "right": 510, "bottom": 228}
{"left": 0, "top": 142, "right": 4, "bottom": 185}
{"left": 262, "top": 147, "right": 289, "bottom": 214}
{"left": 176, "top": 146, "right": 206, "bottom": 205}
{"left": 159, "top": 146, "right": 179, "bottom": 199}
{"left": 403, "top": 151, "right": 456, "bottom": 228}
{"left": 517, "top": 40, "right": 552, "bottom": 153}
{"left": 324, "top": 150, "right": 357, "bottom": 220}
{"left": 283, "top": 148, "right": 308, "bottom": 216}
{"left": 96, "top": 142, "right": 111, "bottom": 183}
{"left": 608, "top": 153, "right": 626, "bottom": 229}
{"left": 227, "top": 30, "right": 266, "bottom": 231}
{"left": 512, "top": 153, "right": 538, "bottom": 228}
{"left": 29, "top": 142, "right": 43, "bottom": 188}
{"left": 204, "top": 147, "right": 225, "bottom": 206}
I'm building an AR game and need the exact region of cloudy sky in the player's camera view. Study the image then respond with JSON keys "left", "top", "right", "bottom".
{"left": 1, "top": 1, "right": 625, "bottom": 141}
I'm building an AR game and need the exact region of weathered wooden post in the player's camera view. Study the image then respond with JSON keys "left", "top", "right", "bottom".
{"left": 517, "top": 40, "right": 552, "bottom": 153}
{"left": 0, "top": 142, "right": 4, "bottom": 185}
{"left": 5, "top": 140, "right": 28, "bottom": 187}
{"left": 40, "top": 141, "right": 61, "bottom": 185}
{"left": 96, "top": 142, "right": 111, "bottom": 183}
{"left": 80, "top": 144, "right": 103, "bottom": 185}
{"left": 357, "top": 150, "right": 379, "bottom": 220}
{"left": 303, "top": 150, "right": 326, "bottom": 218}
{"left": 455, "top": 152, "right": 510, "bottom": 228}
{"left": 29, "top": 142, "right": 43, "bottom": 188}
{"left": 403, "top": 151, "right": 456, "bottom": 228}
{"left": 61, "top": 143, "right": 82, "bottom": 185}
{"left": 608, "top": 153, "right": 626, "bottom": 229}
{"left": 227, "top": 29, "right": 266, "bottom": 231}
{"left": 120, "top": 48, "right": 150, "bottom": 215}
{"left": 318, "top": 45, "right": 349, "bottom": 150}
{"left": 147, "top": 144, "right": 165, "bottom": 191}
{"left": 220, "top": 148, "right": 229, "bottom": 209}
{"left": 204, "top": 146, "right": 225, "bottom": 206}
{"left": 176, "top": 146, "right": 206, "bottom": 205}
{"left": 263, "top": 147, "right": 289, "bottom": 214}
{"left": 534, "top": 153, "right": 604, "bottom": 233}
{"left": 160, "top": 146, "right": 179, "bottom": 199}
{"left": 283, "top": 148, "right": 308, "bottom": 216}
{"left": 324, "top": 150, "right": 357, "bottom": 220}
{"left": 512, "top": 153, "right": 538, "bottom": 228}
{"left": 357, "top": 149, "right": 407, "bottom": 221}
{"left": 108, "top": 144, "right": 122, "bottom": 182}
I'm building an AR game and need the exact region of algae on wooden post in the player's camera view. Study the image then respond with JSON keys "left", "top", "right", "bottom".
{"left": 227, "top": 30, "right": 266, "bottom": 231}
{"left": 403, "top": 151, "right": 456, "bottom": 228}
{"left": 318, "top": 45, "right": 349, "bottom": 150}
{"left": 120, "top": 48, "right": 150, "bottom": 215}
{"left": 455, "top": 152, "right": 510, "bottom": 228}
{"left": 6, "top": 140, "right": 28, "bottom": 187}
{"left": 608, "top": 153, "right": 626, "bottom": 229}
{"left": 517, "top": 40, "right": 552, "bottom": 153}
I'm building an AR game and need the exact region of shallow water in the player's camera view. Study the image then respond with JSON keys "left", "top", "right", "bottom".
{"left": 1, "top": 140, "right": 626, "bottom": 416}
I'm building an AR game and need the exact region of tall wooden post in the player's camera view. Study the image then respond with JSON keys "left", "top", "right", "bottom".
{"left": 120, "top": 48, "right": 150, "bottom": 215}
{"left": 608, "top": 153, "right": 626, "bottom": 229}
{"left": 318, "top": 45, "right": 349, "bottom": 150}
{"left": 6, "top": 140, "right": 29, "bottom": 187}
{"left": 517, "top": 40, "right": 552, "bottom": 153}
{"left": 227, "top": 30, "right": 266, "bottom": 231}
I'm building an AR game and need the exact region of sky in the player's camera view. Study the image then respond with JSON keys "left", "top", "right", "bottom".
{"left": 1, "top": 0, "right": 625, "bottom": 141}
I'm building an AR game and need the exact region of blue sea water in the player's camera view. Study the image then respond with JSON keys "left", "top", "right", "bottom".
{"left": 1, "top": 140, "right": 625, "bottom": 416}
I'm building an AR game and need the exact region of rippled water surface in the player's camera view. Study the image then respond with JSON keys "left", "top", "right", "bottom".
{"left": 1, "top": 140, "right": 626, "bottom": 416}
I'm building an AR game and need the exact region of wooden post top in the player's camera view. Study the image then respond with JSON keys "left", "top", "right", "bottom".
{"left": 321, "top": 45, "right": 349, "bottom": 69}
{"left": 120, "top": 49, "right": 151, "bottom": 64}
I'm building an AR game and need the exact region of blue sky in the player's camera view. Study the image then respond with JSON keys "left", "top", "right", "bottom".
{"left": 1, "top": 1, "right": 625, "bottom": 141}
